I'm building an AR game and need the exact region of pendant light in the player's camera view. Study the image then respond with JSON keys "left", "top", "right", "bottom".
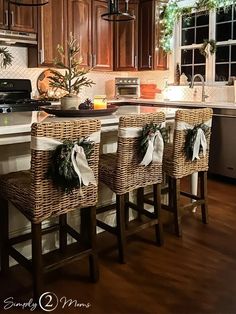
{"left": 8, "top": 0, "right": 48, "bottom": 6}
{"left": 101, "top": 0, "right": 135, "bottom": 22}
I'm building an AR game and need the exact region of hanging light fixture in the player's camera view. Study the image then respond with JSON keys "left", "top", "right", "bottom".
{"left": 101, "top": 0, "right": 135, "bottom": 22}
{"left": 8, "top": 0, "right": 48, "bottom": 6}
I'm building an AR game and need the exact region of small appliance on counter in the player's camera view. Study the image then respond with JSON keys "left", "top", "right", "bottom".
{"left": 140, "top": 83, "right": 161, "bottom": 99}
{"left": 0, "top": 79, "right": 51, "bottom": 113}
{"left": 115, "top": 77, "right": 140, "bottom": 99}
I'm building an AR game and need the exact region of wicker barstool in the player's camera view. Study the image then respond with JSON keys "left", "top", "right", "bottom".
{"left": 0, "top": 119, "right": 101, "bottom": 300}
{"left": 162, "top": 108, "right": 213, "bottom": 236}
{"left": 97, "top": 112, "right": 165, "bottom": 263}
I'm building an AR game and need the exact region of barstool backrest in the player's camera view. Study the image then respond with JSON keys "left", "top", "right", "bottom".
{"left": 29, "top": 119, "right": 101, "bottom": 223}
{"left": 114, "top": 112, "right": 165, "bottom": 194}
{"left": 171, "top": 108, "right": 213, "bottom": 178}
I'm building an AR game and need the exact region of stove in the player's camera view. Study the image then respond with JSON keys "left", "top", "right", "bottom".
{"left": 0, "top": 79, "right": 51, "bottom": 113}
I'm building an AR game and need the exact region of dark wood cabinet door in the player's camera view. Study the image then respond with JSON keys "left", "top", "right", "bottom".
{"left": 10, "top": 0, "right": 37, "bottom": 32}
{"left": 92, "top": 0, "right": 113, "bottom": 71}
{"left": 114, "top": 1, "right": 138, "bottom": 71}
{"left": 68, "top": 0, "right": 92, "bottom": 68}
{"left": 37, "top": 0, "right": 67, "bottom": 66}
{"left": 139, "top": 0, "right": 154, "bottom": 70}
{"left": 0, "top": 0, "right": 8, "bottom": 29}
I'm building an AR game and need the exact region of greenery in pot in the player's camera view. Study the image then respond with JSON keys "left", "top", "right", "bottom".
{"left": 0, "top": 47, "right": 13, "bottom": 69}
{"left": 49, "top": 34, "right": 95, "bottom": 102}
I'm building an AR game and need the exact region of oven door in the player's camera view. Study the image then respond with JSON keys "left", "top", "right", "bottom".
{"left": 115, "top": 85, "right": 140, "bottom": 98}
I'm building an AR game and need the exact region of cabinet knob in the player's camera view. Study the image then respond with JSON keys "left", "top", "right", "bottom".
{"left": 148, "top": 55, "right": 152, "bottom": 68}
{"left": 10, "top": 11, "right": 15, "bottom": 27}
{"left": 39, "top": 49, "right": 44, "bottom": 64}
{"left": 134, "top": 55, "right": 138, "bottom": 69}
{"left": 93, "top": 54, "right": 97, "bottom": 67}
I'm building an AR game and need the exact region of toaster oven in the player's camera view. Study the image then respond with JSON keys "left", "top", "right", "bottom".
{"left": 115, "top": 77, "right": 140, "bottom": 98}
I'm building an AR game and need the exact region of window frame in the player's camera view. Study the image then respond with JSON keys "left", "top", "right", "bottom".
{"left": 175, "top": 5, "right": 236, "bottom": 85}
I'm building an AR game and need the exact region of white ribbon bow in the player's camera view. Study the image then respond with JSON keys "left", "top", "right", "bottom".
{"left": 31, "top": 131, "right": 100, "bottom": 187}
{"left": 139, "top": 130, "right": 164, "bottom": 166}
{"left": 118, "top": 123, "right": 165, "bottom": 167}
{"left": 176, "top": 119, "right": 212, "bottom": 161}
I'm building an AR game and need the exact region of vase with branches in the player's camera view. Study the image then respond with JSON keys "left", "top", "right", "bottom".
{"left": 49, "top": 34, "right": 95, "bottom": 109}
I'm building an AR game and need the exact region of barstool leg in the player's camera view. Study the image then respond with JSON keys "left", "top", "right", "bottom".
{"left": 116, "top": 194, "right": 126, "bottom": 264}
{"left": 81, "top": 206, "right": 99, "bottom": 282}
{"left": 200, "top": 171, "right": 209, "bottom": 224}
{"left": 124, "top": 192, "right": 130, "bottom": 228}
{"left": 153, "top": 183, "right": 164, "bottom": 246}
{"left": 59, "top": 213, "right": 67, "bottom": 253}
{"left": 32, "top": 223, "right": 43, "bottom": 302}
{"left": 0, "top": 198, "right": 9, "bottom": 274}
{"left": 173, "top": 178, "right": 182, "bottom": 237}
{"left": 137, "top": 187, "right": 144, "bottom": 221}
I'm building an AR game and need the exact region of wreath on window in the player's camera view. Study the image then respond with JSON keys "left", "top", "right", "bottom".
{"left": 199, "top": 39, "right": 217, "bottom": 58}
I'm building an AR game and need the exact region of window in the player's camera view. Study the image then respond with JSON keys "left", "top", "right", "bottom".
{"left": 178, "top": 4, "right": 236, "bottom": 83}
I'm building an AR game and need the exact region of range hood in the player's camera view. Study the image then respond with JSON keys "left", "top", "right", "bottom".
{"left": 0, "top": 30, "right": 37, "bottom": 46}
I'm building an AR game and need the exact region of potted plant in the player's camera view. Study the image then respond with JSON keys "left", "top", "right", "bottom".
{"left": 49, "top": 34, "right": 95, "bottom": 110}
{"left": 0, "top": 47, "right": 13, "bottom": 69}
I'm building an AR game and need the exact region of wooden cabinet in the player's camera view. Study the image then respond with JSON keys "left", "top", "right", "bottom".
{"left": 28, "top": 0, "right": 66, "bottom": 67}
{"left": 114, "top": 0, "right": 138, "bottom": 71}
{"left": 139, "top": 0, "right": 167, "bottom": 71}
{"left": 0, "top": 0, "right": 37, "bottom": 33}
{"left": 92, "top": 0, "right": 113, "bottom": 70}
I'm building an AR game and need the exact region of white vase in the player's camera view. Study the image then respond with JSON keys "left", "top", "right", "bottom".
{"left": 60, "top": 95, "right": 79, "bottom": 110}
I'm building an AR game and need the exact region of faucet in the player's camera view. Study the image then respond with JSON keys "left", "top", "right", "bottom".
{"left": 190, "top": 74, "right": 208, "bottom": 102}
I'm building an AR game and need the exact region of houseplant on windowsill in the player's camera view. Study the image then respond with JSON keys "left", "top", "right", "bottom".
{"left": 49, "top": 34, "right": 95, "bottom": 110}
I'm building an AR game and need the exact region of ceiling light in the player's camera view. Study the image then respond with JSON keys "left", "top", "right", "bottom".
{"left": 101, "top": 0, "right": 135, "bottom": 22}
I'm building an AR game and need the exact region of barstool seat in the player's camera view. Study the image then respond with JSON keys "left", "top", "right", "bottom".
{"left": 97, "top": 112, "right": 166, "bottom": 263}
{"left": 162, "top": 108, "right": 213, "bottom": 236}
{"left": 0, "top": 119, "right": 101, "bottom": 301}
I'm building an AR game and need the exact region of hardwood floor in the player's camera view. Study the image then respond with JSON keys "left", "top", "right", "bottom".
{"left": 0, "top": 175, "right": 236, "bottom": 313}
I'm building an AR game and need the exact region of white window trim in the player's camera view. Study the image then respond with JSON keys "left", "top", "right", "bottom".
{"left": 173, "top": 2, "right": 236, "bottom": 85}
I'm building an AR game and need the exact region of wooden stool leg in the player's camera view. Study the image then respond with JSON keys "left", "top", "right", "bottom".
{"left": 32, "top": 223, "right": 43, "bottom": 302}
{"left": 59, "top": 213, "right": 67, "bottom": 253}
{"left": 200, "top": 171, "right": 209, "bottom": 224}
{"left": 0, "top": 198, "right": 9, "bottom": 274}
{"left": 153, "top": 183, "right": 164, "bottom": 246}
{"left": 124, "top": 192, "right": 130, "bottom": 228}
{"left": 81, "top": 207, "right": 99, "bottom": 282}
{"left": 137, "top": 187, "right": 144, "bottom": 221}
{"left": 168, "top": 176, "right": 174, "bottom": 209}
{"left": 173, "top": 178, "right": 182, "bottom": 237}
{"left": 116, "top": 194, "right": 126, "bottom": 264}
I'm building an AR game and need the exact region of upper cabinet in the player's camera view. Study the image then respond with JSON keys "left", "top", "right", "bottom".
{"left": 139, "top": 0, "right": 167, "bottom": 71}
{"left": 114, "top": 0, "right": 138, "bottom": 71}
{"left": 0, "top": 0, "right": 37, "bottom": 33}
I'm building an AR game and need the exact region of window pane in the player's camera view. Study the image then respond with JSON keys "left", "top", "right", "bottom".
{"left": 181, "top": 65, "right": 192, "bottom": 82}
{"left": 215, "top": 64, "right": 229, "bottom": 81}
{"left": 182, "top": 14, "right": 194, "bottom": 28}
{"left": 216, "top": 46, "right": 229, "bottom": 62}
{"left": 182, "top": 28, "right": 194, "bottom": 45}
{"left": 194, "top": 65, "right": 205, "bottom": 79}
{"left": 216, "top": 6, "right": 232, "bottom": 23}
{"left": 196, "top": 11, "right": 209, "bottom": 26}
{"left": 194, "top": 49, "right": 205, "bottom": 64}
{"left": 196, "top": 26, "right": 209, "bottom": 43}
{"left": 232, "top": 45, "right": 236, "bottom": 61}
{"left": 181, "top": 49, "right": 193, "bottom": 64}
{"left": 231, "top": 64, "right": 236, "bottom": 76}
{"left": 234, "top": 5, "right": 236, "bottom": 20}
{"left": 233, "top": 22, "right": 236, "bottom": 39}
{"left": 216, "top": 23, "right": 232, "bottom": 41}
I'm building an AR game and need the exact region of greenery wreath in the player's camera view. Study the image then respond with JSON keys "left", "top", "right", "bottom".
{"left": 199, "top": 39, "right": 216, "bottom": 58}
{"left": 140, "top": 122, "right": 168, "bottom": 159}
{"left": 0, "top": 47, "right": 13, "bottom": 69}
{"left": 47, "top": 138, "right": 94, "bottom": 192}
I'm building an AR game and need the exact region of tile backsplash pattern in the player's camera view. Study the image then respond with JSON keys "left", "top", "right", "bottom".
{"left": 0, "top": 45, "right": 235, "bottom": 104}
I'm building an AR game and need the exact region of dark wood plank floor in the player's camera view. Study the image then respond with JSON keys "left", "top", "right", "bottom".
{"left": 0, "top": 175, "right": 236, "bottom": 314}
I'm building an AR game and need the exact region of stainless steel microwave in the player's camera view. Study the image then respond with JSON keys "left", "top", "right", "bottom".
{"left": 115, "top": 77, "right": 140, "bottom": 98}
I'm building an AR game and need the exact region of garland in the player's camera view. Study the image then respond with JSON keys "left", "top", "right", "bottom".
{"left": 199, "top": 39, "right": 216, "bottom": 57}
{"left": 47, "top": 138, "right": 94, "bottom": 192}
{"left": 184, "top": 123, "right": 210, "bottom": 161}
{"left": 160, "top": 0, "right": 235, "bottom": 53}
{"left": 0, "top": 47, "right": 13, "bottom": 68}
{"left": 140, "top": 122, "right": 168, "bottom": 159}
